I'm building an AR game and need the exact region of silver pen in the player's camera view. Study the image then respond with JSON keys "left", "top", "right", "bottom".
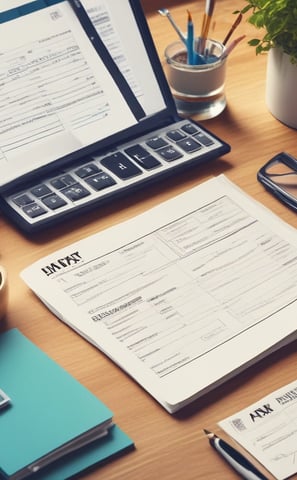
{"left": 158, "top": 8, "right": 187, "bottom": 45}
{"left": 203, "top": 429, "right": 269, "bottom": 480}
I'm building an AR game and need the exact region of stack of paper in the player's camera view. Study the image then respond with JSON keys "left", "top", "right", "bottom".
{"left": 0, "top": 329, "right": 134, "bottom": 480}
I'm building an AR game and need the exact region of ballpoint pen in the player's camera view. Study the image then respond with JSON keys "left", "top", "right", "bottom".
{"left": 158, "top": 8, "right": 187, "bottom": 45}
{"left": 203, "top": 429, "right": 269, "bottom": 480}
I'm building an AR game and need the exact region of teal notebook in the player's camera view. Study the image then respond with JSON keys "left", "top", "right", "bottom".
{"left": 0, "top": 329, "right": 134, "bottom": 479}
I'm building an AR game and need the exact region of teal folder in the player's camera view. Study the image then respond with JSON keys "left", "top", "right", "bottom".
{"left": 0, "top": 329, "right": 134, "bottom": 479}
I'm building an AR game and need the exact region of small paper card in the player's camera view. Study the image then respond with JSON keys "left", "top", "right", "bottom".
{"left": 218, "top": 380, "right": 297, "bottom": 480}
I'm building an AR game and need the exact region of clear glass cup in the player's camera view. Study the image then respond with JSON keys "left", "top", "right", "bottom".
{"left": 164, "top": 38, "right": 227, "bottom": 119}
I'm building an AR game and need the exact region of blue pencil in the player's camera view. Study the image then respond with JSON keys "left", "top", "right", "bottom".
{"left": 187, "top": 10, "right": 195, "bottom": 65}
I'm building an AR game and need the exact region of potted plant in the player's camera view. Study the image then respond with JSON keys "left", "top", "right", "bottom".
{"left": 237, "top": 0, "right": 297, "bottom": 128}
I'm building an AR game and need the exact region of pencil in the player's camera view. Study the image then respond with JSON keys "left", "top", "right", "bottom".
{"left": 186, "top": 10, "right": 195, "bottom": 64}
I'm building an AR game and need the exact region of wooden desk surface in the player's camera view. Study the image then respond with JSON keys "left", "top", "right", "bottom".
{"left": 1, "top": 1, "right": 297, "bottom": 479}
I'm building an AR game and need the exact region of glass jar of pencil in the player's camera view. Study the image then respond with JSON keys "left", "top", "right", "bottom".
{"left": 164, "top": 38, "right": 227, "bottom": 120}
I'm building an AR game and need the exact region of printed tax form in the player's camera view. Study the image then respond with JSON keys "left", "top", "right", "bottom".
{"left": 219, "top": 380, "right": 297, "bottom": 480}
{"left": 21, "top": 175, "right": 297, "bottom": 413}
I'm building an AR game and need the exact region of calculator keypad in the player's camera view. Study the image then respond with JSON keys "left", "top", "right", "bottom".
{"left": 5, "top": 119, "right": 228, "bottom": 231}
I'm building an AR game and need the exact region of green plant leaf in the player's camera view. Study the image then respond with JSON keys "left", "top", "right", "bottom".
{"left": 238, "top": 0, "right": 297, "bottom": 63}
{"left": 248, "top": 39, "right": 261, "bottom": 46}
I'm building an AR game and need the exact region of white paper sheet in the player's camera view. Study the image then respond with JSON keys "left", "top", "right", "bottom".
{"left": 219, "top": 380, "right": 297, "bottom": 479}
{"left": 0, "top": 1, "right": 137, "bottom": 184}
{"left": 21, "top": 175, "right": 297, "bottom": 412}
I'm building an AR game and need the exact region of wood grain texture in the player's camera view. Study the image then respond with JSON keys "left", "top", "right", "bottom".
{"left": 1, "top": 1, "right": 296, "bottom": 478}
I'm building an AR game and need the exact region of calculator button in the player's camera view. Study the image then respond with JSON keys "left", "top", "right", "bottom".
{"left": 12, "top": 194, "right": 34, "bottom": 207}
{"left": 61, "top": 184, "right": 91, "bottom": 201}
{"left": 85, "top": 173, "right": 116, "bottom": 191}
{"left": 101, "top": 152, "right": 142, "bottom": 179}
{"left": 146, "top": 137, "right": 168, "bottom": 149}
{"left": 124, "top": 144, "right": 149, "bottom": 159}
{"left": 74, "top": 164, "right": 100, "bottom": 179}
{"left": 57, "top": 174, "right": 76, "bottom": 186}
{"left": 157, "top": 146, "right": 183, "bottom": 161}
{"left": 42, "top": 194, "right": 67, "bottom": 210}
{"left": 124, "top": 145, "right": 161, "bottom": 170}
{"left": 50, "top": 178, "right": 66, "bottom": 190}
{"left": 30, "top": 184, "right": 52, "bottom": 197}
{"left": 181, "top": 123, "right": 199, "bottom": 135}
{"left": 176, "top": 138, "right": 202, "bottom": 153}
{"left": 135, "top": 155, "right": 161, "bottom": 170}
{"left": 22, "top": 203, "right": 47, "bottom": 218}
{"left": 166, "top": 130, "right": 187, "bottom": 142}
{"left": 194, "top": 132, "right": 214, "bottom": 146}
{"left": 50, "top": 174, "right": 76, "bottom": 190}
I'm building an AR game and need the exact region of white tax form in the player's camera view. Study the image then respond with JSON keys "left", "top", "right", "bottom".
{"left": 219, "top": 380, "right": 297, "bottom": 480}
{"left": 21, "top": 175, "right": 297, "bottom": 412}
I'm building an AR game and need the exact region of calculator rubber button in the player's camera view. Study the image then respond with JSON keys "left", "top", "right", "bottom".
{"left": 176, "top": 138, "right": 202, "bottom": 153}
{"left": 166, "top": 130, "right": 187, "bottom": 142}
{"left": 85, "top": 173, "right": 116, "bottom": 191}
{"left": 23, "top": 203, "right": 47, "bottom": 218}
{"left": 134, "top": 155, "right": 161, "bottom": 169}
{"left": 101, "top": 152, "right": 142, "bottom": 179}
{"left": 50, "top": 178, "right": 66, "bottom": 190}
{"left": 124, "top": 145, "right": 161, "bottom": 170}
{"left": 42, "top": 194, "right": 67, "bottom": 210}
{"left": 146, "top": 137, "right": 168, "bottom": 149}
{"left": 12, "top": 194, "right": 34, "bottom": 207}
{"left": 30, "top": 184, "right": 52, "bottom": 197}
{"left": 57, "top": 174, "right": 76, "bottom": 186}
{"left": 61, "top": 184, "right": 91, "bottom": 201}
{"left": 194, "top": 133, "right": 214, "bottom": 146}
{"left": 181, "top": 123, "right": 199, "bottom": 134}
{"left": 75, "top": 164, "right": 100, "bottom": 179}
{"left": 157, "top": 147, "right": 183, "bottom": 161}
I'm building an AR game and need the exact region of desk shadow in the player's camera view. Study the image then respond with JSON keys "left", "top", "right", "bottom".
{"left": 24, "top": 155, "right": 233, "bottom": 245}
{"left": 173, "top": 339, "right": 297, "bottom": 421}
{"left": 200, "top": 104, "right": 250, "bottom": 136}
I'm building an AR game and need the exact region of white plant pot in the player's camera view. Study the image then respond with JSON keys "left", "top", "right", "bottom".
{"left": 266, "top": 47, "right": 297, "bottom": 129}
